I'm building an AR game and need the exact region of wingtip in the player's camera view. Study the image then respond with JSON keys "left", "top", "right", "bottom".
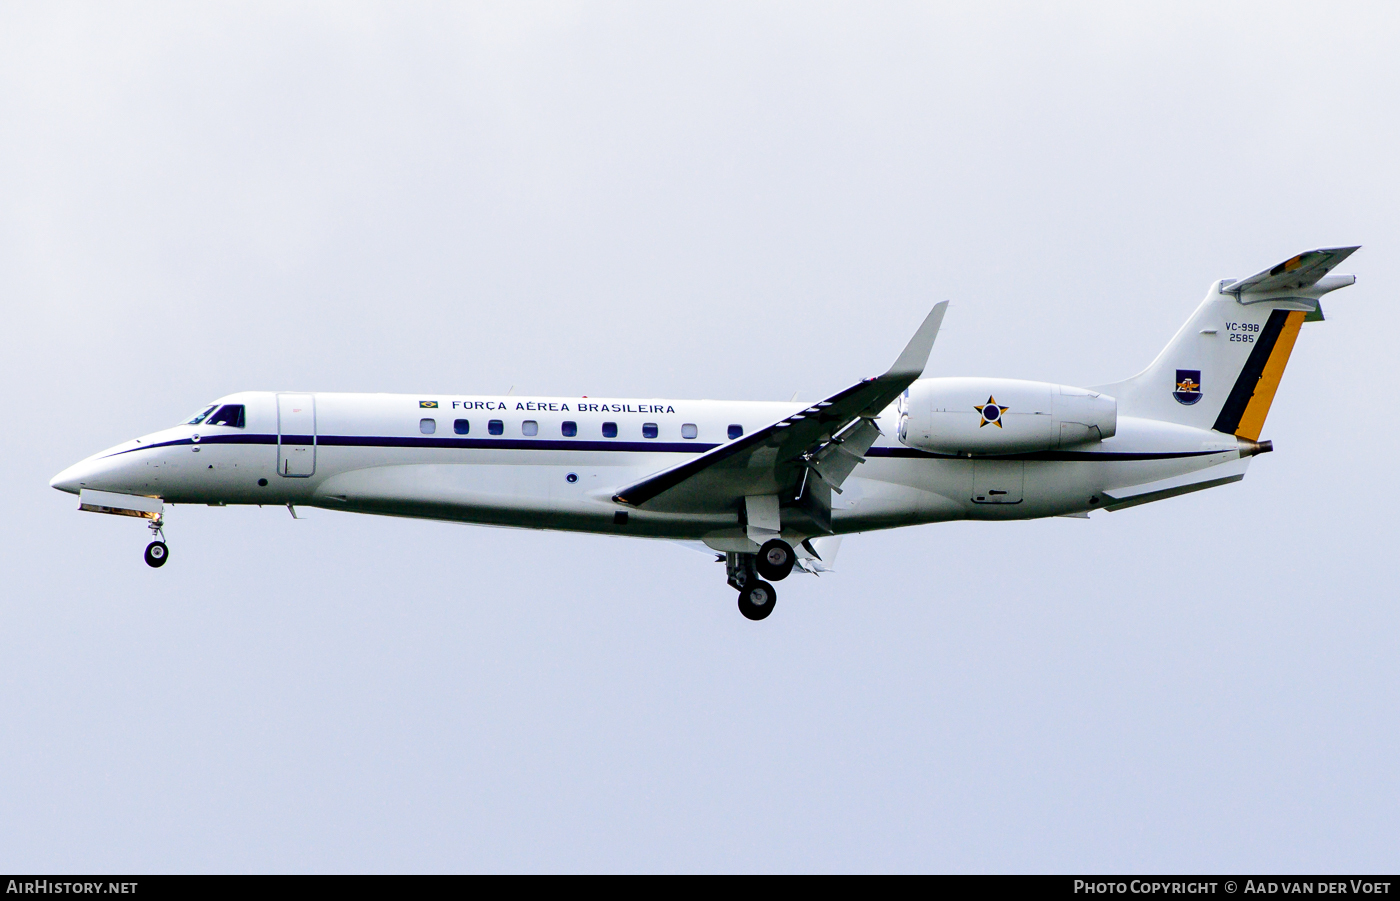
{"left": 885, "top": 300, "right": 949, "bottom": 379}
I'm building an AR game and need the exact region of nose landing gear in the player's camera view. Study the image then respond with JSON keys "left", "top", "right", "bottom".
{"left": 144, "top": 516, "right": 169, "bottom": 568}
{"left": 144, "top": 541, "right": 169, "bottom": 567}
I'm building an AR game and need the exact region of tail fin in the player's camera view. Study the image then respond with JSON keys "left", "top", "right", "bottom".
{"left": 1097, "top": 247, "right": 1358, "bottom": 437}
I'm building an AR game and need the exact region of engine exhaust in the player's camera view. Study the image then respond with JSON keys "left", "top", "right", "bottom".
{"left": 1238, "top": 439, "right": 1274, "bottom": 458}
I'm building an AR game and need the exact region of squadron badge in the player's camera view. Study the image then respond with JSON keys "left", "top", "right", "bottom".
{"left": 974, "top": 396, "right": 1008, "bottom": 428}
{"left": 1173, "top": 370, "right": 1202, "bottom": 406}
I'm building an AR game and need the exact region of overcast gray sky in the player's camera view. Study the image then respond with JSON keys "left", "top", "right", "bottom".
{"left": 3, "top": 1, "right": 1398, "bottom": 873}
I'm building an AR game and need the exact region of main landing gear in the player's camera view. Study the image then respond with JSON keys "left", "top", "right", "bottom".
{"left": 756, "top": 538, "right": 795, "bottom": 581}
{"left": 727, "top": 539, "right": 796, "bottom": 621}
{"left": 738, "top": 579, "right": 776, "bottom": 620}
{"left": 144, "top": 516, "right": 169, "bottom": 568}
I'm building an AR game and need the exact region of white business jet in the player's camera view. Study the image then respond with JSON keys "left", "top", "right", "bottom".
{"left": 51, "top": 248, "right": 1357, "bottom": 620}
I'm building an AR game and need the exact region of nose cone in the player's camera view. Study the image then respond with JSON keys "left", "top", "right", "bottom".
{"left": 50, "top": 438, "right": 144, "bottom": 495}
{"left": 50, "top": 459, "right": 96, "bottom": 494}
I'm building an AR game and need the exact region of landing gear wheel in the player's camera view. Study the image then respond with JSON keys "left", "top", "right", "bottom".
{"left": 144, "top": 541, "right": 169, "bottom": 568}
{"left": 755, "top": 539, "right": 795, "bottom": 581}
{"left": 737, "top": 580, "right": 777, "bottom": 621}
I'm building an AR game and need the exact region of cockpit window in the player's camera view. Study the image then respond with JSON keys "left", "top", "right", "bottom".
{"left": 186, "top": 404, "right": 217, "bottom": 425}
{"left": 206, "top": 404, "right": 245, "bottom": 428}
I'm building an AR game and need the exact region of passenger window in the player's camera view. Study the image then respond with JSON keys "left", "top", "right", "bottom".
{"left": 454, "top": 419, "right": 469, "bottom": 435}
{"left": 522, "top": 420, "right": 538, "bottom": 436}
{"left": 642, "top": 422, "right": 658, "bottom": 439}
{"left": 561, "top": 421, "right": 577, "bottom": 437}
{"left": 681, "top": 423, "right": 698, "bottom": 439}
{"left": 602, "top": 422, "right": 618, "bottom": 438}
{"left": 488, "top": 420, "right": 504, "bottom": 435}
{"left": 420, "top": 418, "right": 437, "bottom": 435}
{"left": 207, "top": 404, "right": 245, "bottom": 428}
{"left": 728, "top": 424, "right": 744, "bottom": 440}
{"left": 186, "top": 404, "right": 217, "bottom": 425}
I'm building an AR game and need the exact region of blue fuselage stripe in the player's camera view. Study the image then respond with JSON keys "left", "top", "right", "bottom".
{"left": 106, "top": 433, "right": 722, "bottom": 456}
{"left": 103, "top": 433, "right": 1222, "bottom": 463}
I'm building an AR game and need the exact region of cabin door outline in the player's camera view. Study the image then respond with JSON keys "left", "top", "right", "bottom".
{"left": 277, "top": 394, "right": 317, "bottom": 478}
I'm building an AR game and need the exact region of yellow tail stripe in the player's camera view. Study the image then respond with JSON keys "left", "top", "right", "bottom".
{"left": 1235, "top": 310, "right": 1306, "bottom": 441}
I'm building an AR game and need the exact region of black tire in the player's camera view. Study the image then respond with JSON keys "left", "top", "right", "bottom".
{"left": 737, "top": 580, "right": 777, "bottom": 621}
{"left": 144, "top": 541, "right": 169, "bottom": 568}
{"left": 755, "top": 538, "right": 795, "bottom": 581}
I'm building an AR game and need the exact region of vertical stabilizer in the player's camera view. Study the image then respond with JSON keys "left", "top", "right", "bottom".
{"left": 1096, "top": 248, "right": 1357, "bottom": 437}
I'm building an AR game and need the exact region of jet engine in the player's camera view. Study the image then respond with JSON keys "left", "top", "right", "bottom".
{"left": 897, "top": 377, "right": 1116, "bottom": 455}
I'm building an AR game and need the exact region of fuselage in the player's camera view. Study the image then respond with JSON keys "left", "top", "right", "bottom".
{"left": 50, "top": 390, "right": 1245, "bottom": 546}
{"left": 47, "top": 248, "right": 1355, "bottom": 620}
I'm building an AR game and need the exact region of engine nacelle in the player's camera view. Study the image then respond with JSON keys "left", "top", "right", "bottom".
{"left": 897, "top": 377, "right": 1116, "bottom": 455}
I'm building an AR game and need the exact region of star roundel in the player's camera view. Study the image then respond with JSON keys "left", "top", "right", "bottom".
{"left": 974, "top": 396, "right": 1008, "bottom": 428}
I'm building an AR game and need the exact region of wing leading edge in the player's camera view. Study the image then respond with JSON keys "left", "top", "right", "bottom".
{"left": 612, "top": 302, "right": 948, "bottom": 527}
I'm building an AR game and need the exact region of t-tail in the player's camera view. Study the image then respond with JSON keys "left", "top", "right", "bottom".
{"left": 1097, "top": 247, "right": 1359, "bottom": 444}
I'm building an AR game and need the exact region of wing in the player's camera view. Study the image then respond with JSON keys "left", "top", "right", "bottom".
{"left": 1225, "top": 246, "right": 1359, "bottom": 296}
{"left": 612, "top": 302, "right": 948, "bottom": 527}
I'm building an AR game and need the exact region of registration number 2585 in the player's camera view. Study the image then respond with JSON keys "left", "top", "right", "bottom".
{"left": 1225, "top": 321, "right": 1259, "bottom": 343}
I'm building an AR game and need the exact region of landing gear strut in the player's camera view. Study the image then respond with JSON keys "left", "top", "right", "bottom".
{"left": 727, "top": 552, "right": 776, "bottom": 621}
{"left": 144, "top": 516, "right": 169, "bottom": 568}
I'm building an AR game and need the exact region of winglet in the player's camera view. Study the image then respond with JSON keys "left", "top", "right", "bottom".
{"left": 885, "top": 301, "right": 949, "bottom": 380}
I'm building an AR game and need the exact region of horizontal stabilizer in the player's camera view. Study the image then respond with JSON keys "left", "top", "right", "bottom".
{"left": 1226, "top": 246, "right": 1359, "bottom": 297}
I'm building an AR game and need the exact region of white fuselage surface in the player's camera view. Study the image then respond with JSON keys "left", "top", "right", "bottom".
{"left": 53, "top": 391, "right": 1241, "bottom": 537}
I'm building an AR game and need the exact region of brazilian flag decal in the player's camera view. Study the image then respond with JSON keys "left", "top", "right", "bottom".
{"left": 419, "top": 400, "right": 438, "bottom": 408}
